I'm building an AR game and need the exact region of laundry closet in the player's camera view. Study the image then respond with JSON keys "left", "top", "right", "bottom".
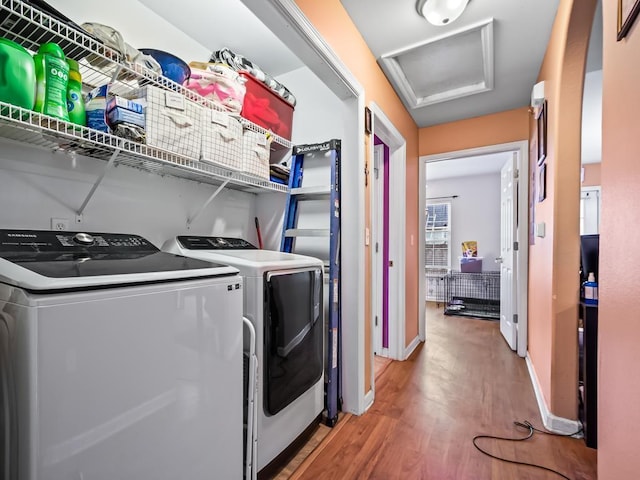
{"left": 0, "top": 0, "right": 349, "bottom": 247}
{"left": 0, "top": 0, "right": 359, "bottom": 478}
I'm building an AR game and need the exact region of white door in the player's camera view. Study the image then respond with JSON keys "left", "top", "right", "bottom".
{"left": 372, "top": 144, "right": 385, "bottom": 355}
{"left": 499, "top": 153, "right": 518, "bottom": 350}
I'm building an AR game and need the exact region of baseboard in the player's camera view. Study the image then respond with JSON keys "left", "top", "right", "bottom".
{"left": 525, "top": 354, "right": 583, "bottom": 436}
{"left": 404, "top": 336, "right": 422, "bottom": 360}
{"left": 363, "top": 389, "right": 374, "bottom": 412}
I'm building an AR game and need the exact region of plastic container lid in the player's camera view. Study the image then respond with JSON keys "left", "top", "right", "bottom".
{"left": 0, "top": 37, "right": 31, "bottom": 55}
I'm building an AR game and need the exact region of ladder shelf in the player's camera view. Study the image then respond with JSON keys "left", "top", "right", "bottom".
{"left": 280, "top": 139, "right": 341, "bottom": 427}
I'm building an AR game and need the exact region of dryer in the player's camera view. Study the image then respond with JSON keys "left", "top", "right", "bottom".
{"left": 0, "top": 229, "right": 244, "bottom": 480}
{"left": 163, "top": 236, "right": 324, "bottom": 473}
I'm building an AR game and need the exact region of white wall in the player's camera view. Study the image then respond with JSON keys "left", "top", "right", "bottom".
{"left": 426, "top": 172, "right": 501, "bottom": 271}
{"left": 256, "top": 66, "right": 348, "bottom": 251}
{"left": 278, "top": 66, "right": 348, "bottom": 146}
{"left": 0, "top": 140, "right": 261, "bottom": 248}
{"left": 581, "top": 69, "right": 602, "bottom": 164}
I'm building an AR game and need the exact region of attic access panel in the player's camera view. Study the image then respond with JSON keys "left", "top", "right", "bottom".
{"left": 379, "top": 19, "right": 494, "bottom": 109}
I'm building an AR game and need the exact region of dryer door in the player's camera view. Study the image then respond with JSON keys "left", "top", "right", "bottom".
{"left": 264, "top": 267, "right": 323, "bottom": 416}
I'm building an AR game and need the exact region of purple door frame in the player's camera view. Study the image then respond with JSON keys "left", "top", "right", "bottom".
{"left": 374, "top": 135, "right": 390, "bottom": 349}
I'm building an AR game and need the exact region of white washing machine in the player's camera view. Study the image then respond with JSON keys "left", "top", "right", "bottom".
{"left": 0, "top": 229, "right": 244, "bottom": 480}
{"left": 163, "top": 236, "right": 324, "bottom": 473}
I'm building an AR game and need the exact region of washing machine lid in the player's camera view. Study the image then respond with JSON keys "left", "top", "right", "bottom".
{"left": 0, "top": 230, "right": 239, "bottom": 292}
{"left": 164, "top": 236, "right": 324, "bottom": 273}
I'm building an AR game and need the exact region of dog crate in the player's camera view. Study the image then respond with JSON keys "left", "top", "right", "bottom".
{"left": 444, "top": 272, "right": 500, "bottom": 320}
{"left": 426, "top": 269, "right": 448, "bottom": 304}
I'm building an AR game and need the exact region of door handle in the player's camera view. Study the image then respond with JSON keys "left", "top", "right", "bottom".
{"left": 495, "top": 257, "right": 503, "bottom": 264}
{"left": 389, "top": 260, "right": 394, "bottom": 267}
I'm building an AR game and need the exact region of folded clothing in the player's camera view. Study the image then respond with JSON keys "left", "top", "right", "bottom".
{"left": 269, "top": 176, "right": 287, "bottom": 185}
{"left": 184, "top": 62, "right": 245, "bottom": 113}
{"left": 269, "top": 163, "right": 290, "bottom": 183}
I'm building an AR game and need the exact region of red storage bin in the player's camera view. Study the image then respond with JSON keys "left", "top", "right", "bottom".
{"left": 238, "top": 72, "right": 293, "bottom": 140}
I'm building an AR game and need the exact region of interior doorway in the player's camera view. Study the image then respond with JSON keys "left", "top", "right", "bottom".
{"left": 419, "top": 141, "right": 529, "bottom": 356}
{"left": 368, "top": 102, "right": 407, "bottom": 405}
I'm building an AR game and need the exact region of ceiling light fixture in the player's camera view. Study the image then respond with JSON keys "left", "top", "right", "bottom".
{"left": 417, "top": 0, "right": 470, "bottom": 26}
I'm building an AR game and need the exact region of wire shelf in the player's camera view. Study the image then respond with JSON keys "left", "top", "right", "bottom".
{"left": 0, "top": 102, "right": 288, "bottom": 193}
{"left": 0, "top": 0, "right": 292, "bottom": 151}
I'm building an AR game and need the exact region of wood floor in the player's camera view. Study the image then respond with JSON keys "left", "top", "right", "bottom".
{"left": 278, "top": 304, "right": 597, "bottom": 480}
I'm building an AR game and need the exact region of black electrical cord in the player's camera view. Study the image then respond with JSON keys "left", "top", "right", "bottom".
{"left": 472, "top": 420, "right": 583, "bottom": 480}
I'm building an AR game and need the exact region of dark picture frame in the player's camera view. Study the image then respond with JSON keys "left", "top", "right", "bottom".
{"left": 618, "top": 0, "right": 640, "bottom": 41}
{"left": 537, "top": 162, "right": 547, "bottom": 203}
{"left": 536, "top": 101, "right": 547, "bottom": 166}
{"left": 364, "top": 106, "right": 372, "bottom": 134}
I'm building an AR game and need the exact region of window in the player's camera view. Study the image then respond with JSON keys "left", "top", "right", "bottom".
{"left": 425, "top": 202, "right": 451, "bottom": 270}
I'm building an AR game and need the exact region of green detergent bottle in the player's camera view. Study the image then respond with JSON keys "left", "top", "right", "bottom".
{"left": 66, "top": 58, "right": 85, "bottom": 126}
{"left": 0, "top": 37, "right": 36, "bottom": 111}
{"left": 34, "top": 42, "right": 69, "bottom": 121}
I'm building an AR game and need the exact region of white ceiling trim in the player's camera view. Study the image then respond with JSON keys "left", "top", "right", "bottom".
{"left": 379, "top": 18, "right": 494, "bottom": 109}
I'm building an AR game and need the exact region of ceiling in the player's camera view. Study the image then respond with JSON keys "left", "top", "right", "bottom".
{"left": 48, "top": 0, "right": 303, "bottom": 77}
{"left": 426, "top": 152, "right": 511, "bottom": 181}
{"left": 340, "top": 0, "right": 561, "bottom": 127}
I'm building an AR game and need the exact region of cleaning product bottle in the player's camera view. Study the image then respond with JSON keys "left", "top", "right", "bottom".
{"left": 34, "top": 42, "right": 69, "bottom": 121}
{"left": 66, "top": 58, "right": 85, "bottom": 126}
{"left": 0, "top": 37, "right": 36, "bottom": 110}
{"left": 583, "top": 272, "right": 598, "bottom": 305}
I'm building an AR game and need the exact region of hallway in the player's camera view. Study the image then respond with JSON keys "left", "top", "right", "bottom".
{"left": 291, "top": 304, "right": 597, "bottom": 479}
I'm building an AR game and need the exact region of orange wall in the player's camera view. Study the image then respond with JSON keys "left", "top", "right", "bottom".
{"left": 598, "top": 0, "right": 640, "bottom": 476}
{"left": 293, "top": 0, "right": 420, "bottom": 394}
{"left": 581, "top": 163, "right": 601, "bottom": 186}
{"left": 419, "top": 107, "right": 529, "bottom": 156}
{"left": 527, "top": 0, "right": 596, "bottom": 420}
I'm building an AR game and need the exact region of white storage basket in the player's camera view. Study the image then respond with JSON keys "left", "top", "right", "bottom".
{"left": 242, "top": 130, "right": 270, "bottom": 180}
{"left": 128, "top": 85, "right": 202, "bottom": 159}
{"left": 201, "top": 109, "right": 243, "bottom": 170}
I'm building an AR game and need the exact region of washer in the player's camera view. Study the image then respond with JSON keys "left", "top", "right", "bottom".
{"left": 0, "top": 229, "right": 244, "bottom": 480}
{"left": 163, "top": 236, "right": 324, "bottom": 472}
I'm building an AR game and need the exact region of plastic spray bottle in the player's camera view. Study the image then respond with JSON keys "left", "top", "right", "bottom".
{"left": 34, "top": 42, "right": 69, "bottom": 121}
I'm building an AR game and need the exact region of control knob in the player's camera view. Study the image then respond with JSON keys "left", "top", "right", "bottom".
{"left": 73, "top": 232, "right": 94, "bottom": 245}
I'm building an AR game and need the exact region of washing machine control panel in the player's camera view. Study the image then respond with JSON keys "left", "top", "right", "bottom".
{"left": 0, "top": 230, "right": 231, "bottom": 279}
{"left": 0, "top": 230, "right": 156, "bottom": 252}
{"left": 177, "top": 236, "right": 257, "bottom": 250}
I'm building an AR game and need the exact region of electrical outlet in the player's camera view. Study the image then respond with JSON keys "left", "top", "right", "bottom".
{"left": 51, "top": 218, "right": 70, "bottom": 231}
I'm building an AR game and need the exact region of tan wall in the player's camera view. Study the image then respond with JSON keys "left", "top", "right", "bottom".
{"left": 527, "top": 0, "right": 596, "bottom": 419}
{"left": 419, "top": 107, "right": 530, "bottom": 156}
{"left": 581, "top": 163, "right": 601, "bottom": 186}
{"left": 599, "top": 1, "right": 640, "bottom": 476}
{"left": 293, "top": 0, "right": 420, "bottom": 395}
